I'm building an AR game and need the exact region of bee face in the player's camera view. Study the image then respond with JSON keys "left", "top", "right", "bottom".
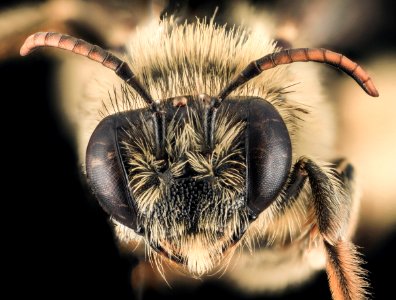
{"left": 86, "top": 94, "right": 292, "bottom": 274}
{"left": 21, "top": 16, "right": 378, "bottom": 298}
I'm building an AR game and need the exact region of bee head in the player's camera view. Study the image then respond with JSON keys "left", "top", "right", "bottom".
{"left": 20, "top": 31, "right": 377, "bottom": 276}
{"left": 86, "top": 94, "right": 292, "bottom": 275}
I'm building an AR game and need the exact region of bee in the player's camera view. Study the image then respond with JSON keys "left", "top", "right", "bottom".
{"left": 20, "top": 15, "right": 378, "bottom": 300}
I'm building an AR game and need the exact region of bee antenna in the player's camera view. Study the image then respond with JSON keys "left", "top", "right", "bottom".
{"left": 216, "top": 48, "right": 379, "bottom": 107}
{"left": 20, "top": 32, "right": 157, "bottom": 110}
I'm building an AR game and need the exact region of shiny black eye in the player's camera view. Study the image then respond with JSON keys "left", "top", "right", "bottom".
{"left": 86, "top": 114, "right": 140, "bottom": 231}
{"left": 245, "top": 98, "right": 292, "bottom": 217}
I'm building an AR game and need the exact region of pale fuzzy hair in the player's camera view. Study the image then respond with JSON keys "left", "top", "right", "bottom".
{"left": 121, "top": 101, "right": 248, "bottom": 276}
{"left": 122, "top": 104, "right": 245, "bottom": 214}
{"left": 126, "top": 17, "right": 286, "bottom": 101}
{"left": 57, "top": 14, "right": 340, "bottom": 288}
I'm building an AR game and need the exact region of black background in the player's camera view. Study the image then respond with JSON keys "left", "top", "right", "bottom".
{"left": 2, "top": 0, "right": 395, "bottom": 299}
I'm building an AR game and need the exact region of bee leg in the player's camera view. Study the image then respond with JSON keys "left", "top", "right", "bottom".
{"left": 332, "top": 158, "right": 360, "bottom": 236}
{"left": 277, "top": 158, "right": 367, "bottom": 299}
{"left": 277, "top": 159, "right": 308, "bottom": 214}
{"left": 324, "top": 240, "right": 368, "bottom": 300}
{"left": 296, "top": 157, "right": 368, "bottom": 300}
{"left": 331, "top": 158, "right": 355, "bottom": 196}
{"left": 324, "top": 159, "right": 368, "bottom": 300}
{"left": 281, "top": 158, "right": 355, "bottom": 210}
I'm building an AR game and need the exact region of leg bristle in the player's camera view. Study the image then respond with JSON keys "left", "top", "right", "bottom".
{"left": 324, "top": 240, "right": 369, "bottom": 300}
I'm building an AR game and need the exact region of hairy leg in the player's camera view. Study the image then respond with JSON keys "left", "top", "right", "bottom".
{"left": 280, "top": 157, "right": 368, "bottom": 300}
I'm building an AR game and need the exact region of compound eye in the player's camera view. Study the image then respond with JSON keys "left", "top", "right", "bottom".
{"left": 86, "top": 116, "right": 138, "bottom": 231}
{"left": 246, "top": 99, "right": 292, "bottom": 216}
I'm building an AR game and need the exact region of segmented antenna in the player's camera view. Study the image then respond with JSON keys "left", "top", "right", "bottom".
{"left": 20, "top": 32, "right": 156, "bottom": 109}
{"left": 217, "top": 48, "right": 379, "bottom": 107}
